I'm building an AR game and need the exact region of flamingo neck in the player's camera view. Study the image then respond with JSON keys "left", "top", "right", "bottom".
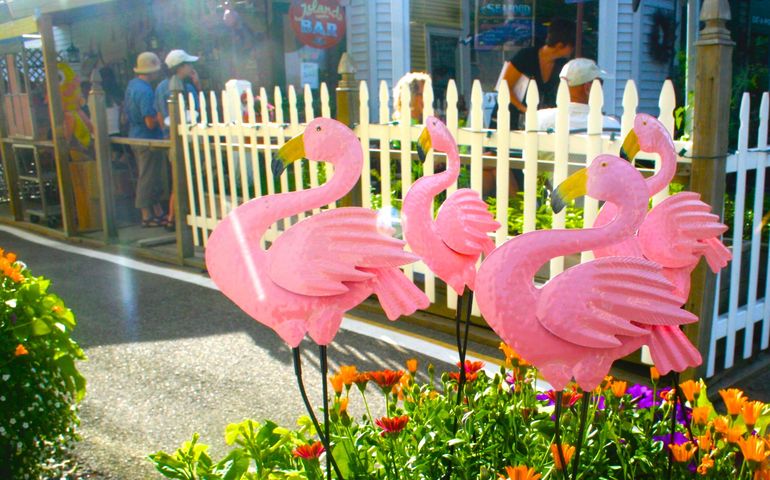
{"left": 645, "top": 133, "right": 677, "bottom": 196}
{"left": 239, "top": 158, "right": 361, "bottom": 244}
{"left": 516, "top": 188, "right": 649, "bottom": 278}
{"left": 409, "top": 145, "right": 461, "bottom": 214}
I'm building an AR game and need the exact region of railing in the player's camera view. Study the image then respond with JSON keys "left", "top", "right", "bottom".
{"left": 177, "top": 77, "right": 692, "bottom": 320}
{"left": 708, "top": 92, "right": 770, "bottom": 377}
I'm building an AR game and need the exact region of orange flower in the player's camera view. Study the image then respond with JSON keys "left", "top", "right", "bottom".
{"left": 14, "top": 344, "right": 29, "bottom": 357}
{"left": 697, "top": 454, "right": 714, "bottom": 475}
{"left": 712, "top": 416, "right": 730, "bottom": 435}
{"left": 353, "top": 373, "right": 370, "bottom": 390}
{"left": 697, "top": 431, "right": 713, "bottom": 452}
{"left": 679, "top": 380, "right": 703, "bottom": 403}
{"left": 692, "top": 406, "right": 711, "bottom": 426}
{"left": 293, "top": 441, "right": 324, "bottom": 460}
{"left": 448, "top": 371, "right": 478, "bottom": 384}
{"left": 743, "top": 401, "right": 765, "bottom": 429}
{"left": 550, "top": 443, "right": 575, "bottom": 471}
{"left": 457, "top": 360, "right": 485, "bottom": 375}
{"left": 375, "top": 415, "right": 409, "bottom": 437}
{"left": 738, "top": 436, "right": 770, "bottom": 465}
{"left": 406, "top": 358, "right": 418, "bottom": 374}
{"left": 339, "top": 397, "right": 348, "bottom": 414}
{"left": 755, "top": 469, "right": 770, "bottom": 480}
{"left": 611, "top": 381, "right": 627, "bottom": 398}
{"left": 499, "top": 342, "right": 530, "bottom": 368}
{"left": 392, "top": 374, "right": 412, "bottom": 400}
{"left": 650, "top": 366, "right": 660, "bottom": 382}
{"left": 329, "top": 373, "right": 344, "bottom": 396}
{"left": 498, "top": 465, "right": 542, "bottom": 480}
{"left": 0, "top": 252, "right": 24, "bottom": 283}
{"left": 669, "top": 442, "right": 697, "bottom": 463}
{"left": 726, "top": 426, "right": 745, "bottom": 444}
{"left": 368, "top": 370, "right": 404, "bottom": 391}
{"left": 720, "top": 388, "right": 748, "bottom": 416}
{"left": 338, "top": 365, "right": 358, "bottom": 388}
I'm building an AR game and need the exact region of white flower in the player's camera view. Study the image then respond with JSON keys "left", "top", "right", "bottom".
{"left": 9, "top": 418, "right": 15, "bottom": 425}
{"left": 0, "top": 396, "right": 5, "bottom": 401}
{"left": 22, "top": 422, "right": 28, "bottom": 429}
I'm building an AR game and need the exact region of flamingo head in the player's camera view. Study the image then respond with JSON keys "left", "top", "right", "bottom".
{"left": 552, "top": 154, "right": 648, "bottom": 214}
{"left": 416, "top": 116, "right": 455, "bottom": 162}
{"left": 272, "top": 118, "right": 359, "bottom": 177}
{"left": 620, "top": 113, "right": 670, "bottom": 162}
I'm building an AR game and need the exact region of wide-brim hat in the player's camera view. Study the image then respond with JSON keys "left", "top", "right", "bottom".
{"left": 134, "top": 52, "right": 162, "bottom": 74}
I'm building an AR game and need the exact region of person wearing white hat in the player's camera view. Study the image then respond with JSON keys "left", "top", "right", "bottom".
{"left": 154, "top": 49, "right": 201, "bottom": 230}
{"left": 537, "top": 58, "right": 620, "bottom": 133}
{"left": 124, "top": 52, "right": 167, "bottom": 227}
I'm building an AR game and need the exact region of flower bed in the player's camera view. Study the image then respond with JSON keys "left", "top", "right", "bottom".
{"left": 0, "top": 249, "right": 86, "bottom": 478}
{"left": 149, "top": 345, "right": 770, "bottom": 479}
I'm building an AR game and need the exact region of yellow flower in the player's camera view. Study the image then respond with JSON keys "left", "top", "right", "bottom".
{"left": 692, "top": 406, "right": 711, "bottom": 426}
{"left": 720, "top": 388, "right": 748, "bottom": 416}
{"left": 679, "top": 380, "right": 702, "bottom": 403}
{"left": 550, "top": 443, "right": 575, "bottom": 471}
{"left": 650, "top": 366, "right": 660, "bottom": 382}
{"left": 743, "top": 401, "right": 765, "bottom": 429}
{"left": 611, "top": 381, "right": 627, "bottom": 398}
{"left": 14, "top": 344, "right": 29, "bottom": 357}
{"left": 406, "top": 358, "right": 418, "bottom": 374}
{"left": 738, "top": 436, "right": 770, "bottom": 466}
{"left": 669, "top": 442, "right": 696, "bottom": 463}
{"left": 498, "top": 465, "right": 542, "bottom": 480}
{"left": 697, "top": 454, "right": 714, "bottom": 475}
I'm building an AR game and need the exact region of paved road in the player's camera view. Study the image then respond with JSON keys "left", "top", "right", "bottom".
{"left": 0, "top": 227, "right": 497, "bottom": 479}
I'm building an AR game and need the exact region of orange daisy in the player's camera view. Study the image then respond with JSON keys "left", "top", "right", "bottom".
{"left": 650, "top": 366, "right": 660, "bottom": 382}
{"left": 406, "top": 358, "right": 418, "bottom": 374}
{"left": 697, "top": 454, "right": 714, "bottom": 475}
{"left": 738, "top": 435, "right": 770, "bottom": 466}
{"left": 14, "top": 344, "right": 29, "bottom": 357}
{"left": 368, "top": 370, "right": 404, "bottom": 391}
{"left": 293, "top": 441, "right": 324, "bottom": 460}
{"left": 611, "top": 381, "right": 627, "bottom": 398}
{"left": 669, "top": 442, "right": 697, "bottom": 463}
{"left": 498, "top": 465, "right": 542, "bottom": 480}
{"left": 720, "top": 388, "right": 748, "bottom": 416}
{"left": 743, "top": 401, "right": 766, "bottom": 429}
{"left": 679, "top": 379, "right": 703, "bottom": 403}
{"left": 692, "top": 406, "right": 711, "bottom": 426}
{"left": 550, "top": 443, "right": 575, "bottom": 471}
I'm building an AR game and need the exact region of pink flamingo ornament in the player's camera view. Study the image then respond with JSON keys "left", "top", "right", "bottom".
{"left": 402, "top": 116, "right": 500, "bottom": 391}
{"left": 594, "top": 113, "right": 731, "bottom": 301}
{"left": 205, "top": 118, "right": 428, "bottom": 479}
{"left": 475, "top": 155, "right": 698, "bottom": 392}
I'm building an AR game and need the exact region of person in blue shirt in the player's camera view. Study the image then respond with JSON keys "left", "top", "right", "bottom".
{"left": 154, "top": 50, "right": 200, "bottom": 229}
{"left": 124, "top": 52, "right": 165, "bottom": 227}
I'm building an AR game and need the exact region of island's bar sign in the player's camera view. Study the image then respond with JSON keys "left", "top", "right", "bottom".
{"left": 289, "top": 0, "right": 345, "bottom": 49}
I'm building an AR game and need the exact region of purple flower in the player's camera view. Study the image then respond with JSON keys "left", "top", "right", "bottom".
{"left": 627, "top": 384, "right": 661, "bottom": 409}
{"left": 536, "top": 392, "right": 551, "bottom": 404}
{"left": 653, "top": 432, "right": 688, "bottom": 448}
{"left": 592, "top": 395, "right": 606, "bottom": 411}
{"left": 505, "top": 373, "right": 517, "bottom": 392}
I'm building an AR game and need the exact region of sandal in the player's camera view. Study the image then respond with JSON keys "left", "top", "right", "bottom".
{"left": 141, "top": 216, "right": 165, "bottom": 228}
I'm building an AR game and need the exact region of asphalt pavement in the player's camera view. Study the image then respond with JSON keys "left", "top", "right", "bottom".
{"left": 0, "top": 227, "right": 500, "bottom": 479}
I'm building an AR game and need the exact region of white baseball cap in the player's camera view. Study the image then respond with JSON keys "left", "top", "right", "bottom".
{"left": 165, "top": 49, "right": 199, "bottom": 69}
{"left": 560, "top": 58, "right": 607, "bottom": 87}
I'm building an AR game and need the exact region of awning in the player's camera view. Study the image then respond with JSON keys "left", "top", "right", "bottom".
{"left": 0, "top": 0, "right": 114, "bottom": 41}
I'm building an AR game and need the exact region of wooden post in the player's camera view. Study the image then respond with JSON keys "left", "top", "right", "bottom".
{"left": 88, "top": 69, "right": 118, "bottom": 243}
{"left": 38, "top": 14, "right": 77, "bottom": 235}
{"left": 684, "top": 0, "right": 734, "bottom": 379}
{"left": 335, "top": 53, "right": 361, "bottom": 207}
{"left": 0, "top": 89, "right": 23, "bottom": 221}
{"left": 168, "top": 76, "right": 194, "bottom": 262}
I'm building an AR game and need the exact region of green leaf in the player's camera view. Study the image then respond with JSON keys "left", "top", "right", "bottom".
{"left": 148, "top": 451, "right": 190, "bottom": 480}
{"left": 30, "top": 317, "right": 51, "bottom": 335}
{"left": 215, "top": 449, "right": 251, "bottom": 480}
{"left": 55, "top": 353, "right": 87, "bottom": 401}
{"left": 331, "top": 441, "right": 352, "bottom": 478}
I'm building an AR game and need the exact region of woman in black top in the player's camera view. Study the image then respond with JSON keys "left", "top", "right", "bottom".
{"left": 493, "top": 18, "right": 576, "bottom": 129}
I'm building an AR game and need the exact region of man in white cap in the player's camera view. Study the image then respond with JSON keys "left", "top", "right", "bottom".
{"left": 124, "top": 52, "right": 166, "bottom": 227}
{"left": 154, "top": 49, "right": 200, "bottom": 229}
{"left": 537, "top": 58, "right": 620, "bottom": 133}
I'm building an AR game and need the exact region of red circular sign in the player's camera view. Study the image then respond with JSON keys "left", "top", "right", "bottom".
{"left": 289, "top": 0, "right": 346, "bottom": 50}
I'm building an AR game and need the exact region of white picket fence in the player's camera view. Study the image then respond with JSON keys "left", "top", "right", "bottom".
{"left": 708, "top": 92, "right": 770, "bottom": 377}
{"left": 175, "top": 77, "right": 770, "bottom": 376}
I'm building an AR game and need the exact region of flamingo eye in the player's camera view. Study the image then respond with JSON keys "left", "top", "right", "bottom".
{"left": 315, "top": 126, "right": 321, "bottom": 132}
{"left": 601, "top": 162, "right": 607, "bottom": 167}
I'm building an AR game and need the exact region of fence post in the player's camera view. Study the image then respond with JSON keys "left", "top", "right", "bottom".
{"left": 0, "top": 88, "right": 23, "bottom": 221}
{"left": 169, "top": 76, "right": 194, "bottom": 263}
{"left": 685, "top": 0, "right": 734, "bottom": 379}
{"left": 335, "top": 53, "right": 361, "bottom": 207}
{"left": 88, "top": 69, "right": 118, "bottom": 243}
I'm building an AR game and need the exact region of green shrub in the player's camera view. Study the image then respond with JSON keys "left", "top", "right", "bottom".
{"left": 0, "top": 249, "right": 86, "bottom": 478}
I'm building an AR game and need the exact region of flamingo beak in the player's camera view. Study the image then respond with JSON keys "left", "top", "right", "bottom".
{"left": 273, "top": 133, "right": 305, "bottom": 177}
{"left": 619, "top": 129, "right": 640, "bottom": 162}
{"left": 416, "top": 127, "right": 432, "bottom": 162}
{"left": 551, "top": 168, "right": 588, "bottom": 214}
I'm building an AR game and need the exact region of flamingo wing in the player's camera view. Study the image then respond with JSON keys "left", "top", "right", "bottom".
{"left": 638, "top": 192, "right": 729, "bottom": 269}
{"left": 536, "top": 257, "right": 697, "bottom": 349}
{"left": 435, "top": 188, "right": 500, "bottom": 256}
{"left": 268, "top": 208, "right": 418, "bottom": 297}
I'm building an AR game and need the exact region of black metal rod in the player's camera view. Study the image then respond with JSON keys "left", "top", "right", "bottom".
{"left": 554, "top": 391, "right": 569, "bottom": 479}
{"left": 666, "top": 373, "right": 679, "bottom": 480}
{"left": 320, "top": 345, "right": 332, "bottom": 480}
{"left": 292, "top": 347, "right": 343, "bottom": 479}
{"left": 571, "top": 393, "right": 591, "bottom": 480}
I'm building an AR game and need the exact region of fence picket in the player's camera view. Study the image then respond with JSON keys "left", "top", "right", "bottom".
{"left": 418, "top": 81, "right": 436, "bottom": 303}
{"left": 320, "top": 83, "right": 335, "bottom": 208}
{"left": 761, "top": 93, "right": 770, "bottom": 351}
{"left": 398, "top": 82, "right": 413, "bottom": 280}
{"left": 210, "top": 92, "right": 228, "bottom": 218}
{"left": 495, "top": 81, "right": 511, "bottom": 246}
{"left": 189, "top": 92, "right": 209, "bottom": 246}
{"left": 620, "top": 81, "right": 638, "bottom": 146}
{"left": 581, "top": 79, "right": 604, "bottom": 263}
{"left": 178, "top": 93, "right": 200, "bottom": 246}
{"left": 246, "top": 89, "right": 261, "bottom": 206}
{"left": 378, "top": 81, "right": 392, "bottom": 212}
{"left": 288, "top": 85, "right": 305, "bottom": 221}
{"left": 304, "top": 85, "right": 320, "bottom": 214}
{"left": 222, "top": 88, "right": 239, "bottom": 212}
{"left": 550, "top": 79, "right": 571, "bottom": 277}
{"left": 523, "top": 82, "right": 540, "bottom": 234}
{"left": 653, "top": 80, "right": 676, "bottom": 207}
{"left": 725, "top": 93, "right": 751, "bottom": 369}
{"left": 274, "top": 87, "right": 290, "bottom": 196}
{"left": 259, "top": 87, "right": 274, "bottom": 197}
{"left": 359, "top": 81, "right": 372, "bottom": 209}
{"left": 199, "top": 91, "right": 218, "bottom": 239}
{"left": 445, "top": 80, "right": 459, "bottom": 199}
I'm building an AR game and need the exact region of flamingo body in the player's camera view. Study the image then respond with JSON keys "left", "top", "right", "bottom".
{"left": 476, "top": 155, "right": 698, "bottom": 391}
{"left": 402, "top": 117, "right": 500, "bottom": 294}
{"left": 206, "top": 118, "right": 429, "bottom": 347}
